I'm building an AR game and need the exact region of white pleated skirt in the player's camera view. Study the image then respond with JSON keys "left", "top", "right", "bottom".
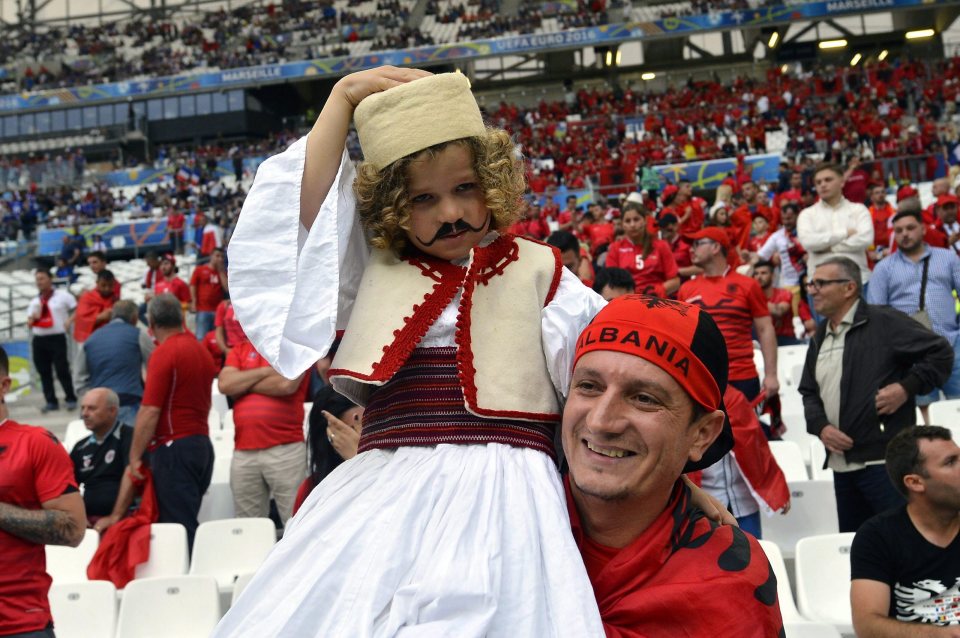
{"left": 212, "top": 443, "right": 604, "bottom": 638}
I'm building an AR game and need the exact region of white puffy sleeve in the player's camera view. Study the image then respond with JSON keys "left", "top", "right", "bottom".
{"left": 541, "top": 268, "right": 607, "bottom": 399}
{"left": 227, "top": 135, "right": 369, "bottom": 379}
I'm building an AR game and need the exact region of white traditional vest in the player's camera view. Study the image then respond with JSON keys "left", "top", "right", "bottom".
{"left": 329, "top": 234, "right": 564, "bottom": 422}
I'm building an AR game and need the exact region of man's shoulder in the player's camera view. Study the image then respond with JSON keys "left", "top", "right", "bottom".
{"left": 3, "top": 420, "right": 63, "bottom": 452}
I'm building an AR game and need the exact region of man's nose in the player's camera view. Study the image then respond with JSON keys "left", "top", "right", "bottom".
{"left": 584, "top": 392, "right": 629, "bottom": 437}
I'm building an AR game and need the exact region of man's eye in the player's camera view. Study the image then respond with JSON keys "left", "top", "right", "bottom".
{"left": 576, "top": 381, "right": 600, "bottom": 392}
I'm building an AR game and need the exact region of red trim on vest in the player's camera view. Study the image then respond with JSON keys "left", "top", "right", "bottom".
{"left": 545, "top": 244, "right": 563, "bottom": 306}
{"left": 455, "top": 240, "right": 562, "bottom": 423}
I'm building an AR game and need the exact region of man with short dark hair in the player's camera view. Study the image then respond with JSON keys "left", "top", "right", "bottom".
{"left": 797, "top": 163, "right": 874, "bottom": 286}
{"left": 851, "top": 426, "right": 960, "bottom": 634}
{"left": 800, "top": 256, "right": 952, "bottom": 532}
{"left": 563, "top": 295, "right": 783, "bottom": 635}
{"left": 86, "top": 250, "right": 121, "bottom": 299}
{"left": 753, "top": 260, "right": 800, "bottom": 346}
{"left": 73, "top": 300, "right": 154, "bottom": 426}
{"left": 657, "top": 213, "right": 699, "bottom": 280}
{"left": 154, "top": 254, "right": 190, "bottom": 310}
{"left": 0, "top": 344, "right": 86, "bottom": 637}
{"left": 127, "top": 294, "right": 218, "bottom": 549}
{"left": 190, "top": 247, "right": 226, "bottom": 341}
{"left": 27, "top": 268, "right": 78, "bottom": 412}
{"left": 868, "top": 184, "right": 895, "bottom": 261}
{"left": 73, "top": 270, "right": 117, "bottom": 343}
{"left": 593, "top": 267, "right": 634, "bottom": 301}
{"left": 70, "top": 388, "right": 132, "bottom": 528}
{"left": 868, "top": 208, "right": 960, "bottom": 424}
{"left": 757, "top": 202, "right": 806, "bottom": 311}
{"left": 679, "top": 227, "right": 779, "bottom": 403}
{"left": 547, "top": 230, "right": 594, "bottom": 288}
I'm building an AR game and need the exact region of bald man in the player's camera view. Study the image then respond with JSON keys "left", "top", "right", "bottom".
{"left": 70, "top": 388, "right": 133, "bottom": 526}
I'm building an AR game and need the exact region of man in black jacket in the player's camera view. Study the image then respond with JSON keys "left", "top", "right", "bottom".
{"left": 799, "top": 256, "right": 953, "bottom": 532}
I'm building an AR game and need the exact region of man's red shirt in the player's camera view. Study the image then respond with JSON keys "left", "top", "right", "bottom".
{"left": 0, "top": 421, "right": 78, "bottom": 635}
{"left": 225, "top": 341, "right": 310, "bottom": 451}
{"left": 190, "top": 265, "right": 225, "bottom": 312}
{"left": 141, "top": 332, "right": 218, "bottom": 449}
{"left": 766, "top": 287, "right": 796, "bottom": 339}
{"left": 679, "top": 272, "right": 770, "bottom": 381}
{"left": 582, "top": 222, "right": 616, "bottom": 250}
{"left": 154, "top": 276, "right": 191, "bottom": 306}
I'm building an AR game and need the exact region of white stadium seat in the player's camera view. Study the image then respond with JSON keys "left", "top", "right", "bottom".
{"left": 927, "top": 399, "right": 960, "bottom": 432}
{"left": 808, "top": 438, "right": 834, "bottom": 481}
{"left": 190, "top": 517, "right": 275, "bottom": 606}
{"left": 116, "top": 576, "right": 221, "bottom": 638}
{"left": 794, "top": 533, "right": 856, "bottom": 634}
{"left": 231, "top": 572, "right": 256, "bottom": 607}
{"left": 49, "top": 580, "right": 118, "bottom": 638}
{"left": 46, "top": 528, "right": 99, "bottom": 584}
{"left": 768, "top": 440, "right": 808, "bottom": 482}
{"left": 763, "top": 480, "right": 839, "bottom": 559}
{"left": 62, "top": 419, "right": 90, "bottom": 451}
{"left": 134, "top": 523, "right": 189, "bottom": 580}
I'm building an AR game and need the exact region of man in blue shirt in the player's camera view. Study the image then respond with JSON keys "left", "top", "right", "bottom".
{"left": 867, "top": 208, "right": 960, "bottom": 423}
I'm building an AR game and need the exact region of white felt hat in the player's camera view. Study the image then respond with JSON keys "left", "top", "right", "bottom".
{"left": 354, "top": 72, "right": 486, "bottom": 170}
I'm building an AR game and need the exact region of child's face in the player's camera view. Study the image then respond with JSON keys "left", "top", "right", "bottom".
{"left": 404, "top": 144, "right": 490, "bottom": 261}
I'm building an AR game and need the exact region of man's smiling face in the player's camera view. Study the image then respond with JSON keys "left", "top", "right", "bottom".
{"left": 562, "top": 350, "right": 710, "bottom": 505}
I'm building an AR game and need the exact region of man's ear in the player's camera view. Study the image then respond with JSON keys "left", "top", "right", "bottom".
{"left": 687, "top": 410, "right": 725, "bottom": 464}
{"left": 903, "top": 473, "right": 925, "bottom": 496}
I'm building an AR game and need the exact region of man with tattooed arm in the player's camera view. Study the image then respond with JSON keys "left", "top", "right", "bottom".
{"left": 0, "top": 344, "right": 86, "bottom": 638}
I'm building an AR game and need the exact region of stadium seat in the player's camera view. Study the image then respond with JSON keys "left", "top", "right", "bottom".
{"left": 777, "top": 344, "right": 808, "bottom": 377}
{"left": 763, "top": 480, "right": 839, "bottom": 559}
{"left": 115, "top": 575, "right": 221, "bottom": 638}
{"left": 231, "top": 572, "right": 255, "bottom": 607}
{"left": 783, "top": 622, "right": 843, "bottom": 638}
{"left": 757, "top": 540, "right": 803, "bottom": 623}
{"left": 794, "top": 533, "right": 856, "bottom": 634}
{"left": 49, "top": 580, "right": 117, "bottom": 638}
{"left": 927, "top": 399, "right": 960, "bottom": 431}
{"left": 62, "top": 419, "right": 90, "bottom": 451}
{"left": 808, "top": 438, "right": 834, "bottom": 481}
{"left": 190, "top": 518, "right": 275, "bottom": 593}
{"left": 768, "top": 441, "right": 808, "bottom": 482}
{"left": 46, "top": 528, "right": 99, "bottom": 584}
{"left": 134, "top": 523, "right": 189, "bottom": 580}
{"left": 198, "top": 481, "right": 236, "bottom": 523}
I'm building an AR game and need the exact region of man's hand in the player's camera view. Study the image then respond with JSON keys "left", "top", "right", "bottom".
{"left": 762, "top": 373, "right": 779, "bottom": 399}
{"left": 820, "top": 424, "right": 854, "bottom": 455}
{"left": 127, "top": 458, "right": 145, "bottom": 481}
{"left": 876, "top": 382, "right": 909, "bottom": 416}
{"left": 93, "top": 513, "right": 121, "bottom": 534}
{"left": 683, "top": 476, "right": 738, "bottom": 526}
{"left": 324, "top": 411, "right": 361, "bottom": 461}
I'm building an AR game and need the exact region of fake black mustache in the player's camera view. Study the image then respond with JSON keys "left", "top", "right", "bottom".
{"left": 416, "top": 213, "right": 491, "bottom": 247}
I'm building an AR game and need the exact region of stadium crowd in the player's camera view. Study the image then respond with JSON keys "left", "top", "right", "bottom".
{"left": 3, "top": 56, "right": 960, "bottom": 635}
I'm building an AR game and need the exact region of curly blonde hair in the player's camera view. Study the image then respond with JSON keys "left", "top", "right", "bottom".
{"left": 354, "top": 127, "right": 526, "bottom": 254}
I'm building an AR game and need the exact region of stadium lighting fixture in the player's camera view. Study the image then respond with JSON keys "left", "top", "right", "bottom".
{"left": 905, "top": 29, "right": 935, "bottom": 40}
{"left": 615, "top": 49, "right": 622, "bottom": 66}
{"left": 850, "top": 53, "right": 862, "bottom": 66}
{"left": 780, "top": 64, "right": 789, "bottom": 73}
{"left": 768, "top": 32, "right": 778, "bottom": 48}
{"left": 878, "top": 49, "right": 889, "bottom": 61}
{"left": 641, "top": 72, "right": 656, "bottom": 81}
{"left": 605, "top": 50, "right": 613, "bottom": 66}
{"left": 818, "top": 39, "right": 848, "bottom": 49}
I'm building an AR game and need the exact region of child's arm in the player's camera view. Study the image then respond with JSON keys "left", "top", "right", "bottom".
{"left": 300, "top": 66, "right": 431, "bottom": 231}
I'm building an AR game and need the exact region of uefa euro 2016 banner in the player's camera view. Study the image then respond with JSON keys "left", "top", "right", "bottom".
{"left": 38, "top": 219, "right": 170, "bottom": 256}
{"left": 0, "top": 0, "right": 933, "bottom": 113}
{"left": 97, "top": 157, "right": 265, "bottom": 188}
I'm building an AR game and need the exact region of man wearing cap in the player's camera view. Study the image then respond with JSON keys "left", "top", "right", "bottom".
{"left": 800, "top": 256, "right": 952, "bottom": 532}
{"left": 679, "top": 227, "right": 779, "bottom": 403}
{"left": 564, "top": 294, "right": 783, "bottom": 636}
{"left": 935, "top": 194, "right": 960, "bottom": 254}
{"left": 923, "top": 177, "right": 951, "bottom": 225}
{"left": 867, "top": 208, "right": 960, "bottom": 424}
{"left": 796, "top": 162, "right": 874, "bottom": 288}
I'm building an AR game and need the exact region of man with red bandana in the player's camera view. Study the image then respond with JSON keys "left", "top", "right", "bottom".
{"left": 563, "top": 295, "right": 783, "bottom": 637}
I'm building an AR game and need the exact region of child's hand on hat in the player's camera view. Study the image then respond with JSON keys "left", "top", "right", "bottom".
{"left": 335, "top": 66, "right": 433, "bottom": 109}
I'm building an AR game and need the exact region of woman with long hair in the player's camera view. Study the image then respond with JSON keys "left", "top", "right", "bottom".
{"left": 604, "top": 207, "right": 679, "bottom": 297}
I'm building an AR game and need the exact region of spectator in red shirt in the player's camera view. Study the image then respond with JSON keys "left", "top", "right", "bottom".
{"left": 842, "top": 156, "right": 870, "bottom": 205}
{"left": 605, "top": 208, "right": 679, "bottom": 297}
{"left": 219, "top": 341, "right": 310, "bottom": 526}
{"left": 581, "top": 202, "right": 616, "bottom": 252}
{"left": 664, "top": 182, "right": 705, "bottom": 236}
{"left": 190, "top": 247, "right": 226, "bottom": 341}
{"left": 868, "top": 184, "right": 896, "bottom": 261}
{"left": 753, "top": 261, "right": 802, "bottom": 346}
{"left": 154, "top": 253, "right": 191, "bottom": 310}
{"left": 508, "top": 202, "right": 550, "bottom": 240}
{"left": 200, "top": 216, "right": 224, "bottom": 260}
{"left": 734, "top": 181, "right": 775, "bottom": 235}
{"left": 86, "top": 251, "right": 121, "bottom": 299}
{"left": 72, "top": 270, "right": 117, "bottom": 343}
{"left": 167, "top": 207, "right": 187, "bottom": 255}
{"left": 657, "top": 213, "right": 701, "bottom": 281}
{"left": 557, "top": 195, "right": 578, "bottom": 232}
{"left": 679, "top": 227, "right": 779, "bottom": 403}
{"left": 127, "top": 294, "right": 218, "bottom": 550}
{"left": 0, "top": 345, "right": 86, "bottom": 637}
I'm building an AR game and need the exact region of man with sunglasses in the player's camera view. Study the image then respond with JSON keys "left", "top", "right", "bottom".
{"left": 799, "top": 256, "right": 952, "bottom": 532}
